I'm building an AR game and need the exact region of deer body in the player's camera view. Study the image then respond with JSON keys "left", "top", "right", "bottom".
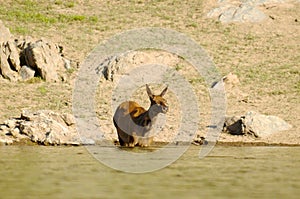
{"left": 113, "top": 85, "right": 168, "bottom": 147}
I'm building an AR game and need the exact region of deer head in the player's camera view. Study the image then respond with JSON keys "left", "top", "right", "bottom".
{"left": 146, "top": 84, "right": 168, "bottom": 117}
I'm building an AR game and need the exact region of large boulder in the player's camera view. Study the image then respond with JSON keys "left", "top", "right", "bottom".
{"left": 243, "top": 111, "right": 292, "bottom": 137}
{"left": 24, "top": 40, "right": 65, "bottom": 82}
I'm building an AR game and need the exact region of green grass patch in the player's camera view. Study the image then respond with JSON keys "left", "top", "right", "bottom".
{"left": 11, "top": 26, "right": 30, "bottom": 34}
{"left": 38, "top": 85, "right": 48, "bottom": 95}
{"left": 25, "top": 77, "right": 43, "bottom": 84}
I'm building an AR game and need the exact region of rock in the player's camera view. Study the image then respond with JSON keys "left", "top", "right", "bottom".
{"left": 61, "top": 113, "right": 75, "bottom": 126}
{"left": 192, "top": 135, "right": 208, "bottom": 145}
{"left": 11, "top": 128, "right": 20, "bottom": 137}
{"left": 5, "top": 40, "right": 21, "bottom": 72}
{"left": 62, "top": 57, "right": 71, "bottom": 70}
{"left": 0, "top": 110, "right": 81, "bottom": 145}
{"left": 223, "top": 4, "right": 266, "bottom": 23}
{"left": 100, "top": 55, "right": 121, "bottom": 81}
{"left": 0, "top": 137, "right": 14, "bottom": 145}
{"left": 0, "top": 44, "right": 19, "bottom": 81}
{"left": 223, "top": 111, "right": 292, "bottom": 138}
{"left": 207, "top": 0, "right": 290, "bottom": 23}
{"left": 80, "top": 137, "right": 96, "bottom": 145}
{"left": 99, "top": 51, "right": 153, "bottom": 81}
{"left": 207, "top": 3, "right": 266, "bottom": 23}
{"left": 19, "top": 65, "right": 35, "bottom": 80}
{"left": 24, "top": 40, "right": 63, "bottom": 82}
{"left": 5, "top": 119, "right": 16, "bottom": 129}
{"left": 0, "top": 20, "right": 72, "bottom": 82}
{"left": 243, "top": 111, "right": 292, "bottom": 138}
{"left": 223, "top": 116, "right": 244, "bottom": 135}
{"left": 0, "top": 20, "right": 12, "bottom": 44}
{"left": 0, "top": 21, "right": 20, "bottom": 81}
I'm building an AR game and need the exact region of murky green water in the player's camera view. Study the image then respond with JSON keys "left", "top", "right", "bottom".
{"left": 0, "top": 145, "right": 299, "bottom": 199}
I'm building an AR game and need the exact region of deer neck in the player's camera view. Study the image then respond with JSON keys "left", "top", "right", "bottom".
{"left": 136, "top": 111, "right": 151, "bottom": 127}
{"left": 136, "top": 104, "right": 161, "bottom": 127}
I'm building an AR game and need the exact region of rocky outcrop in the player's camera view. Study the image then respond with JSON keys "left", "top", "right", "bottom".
{"left": 223, "top": 111, "right": 292, "bottom": 137}
{"left": 0, "top": 20, "right": 71, "bottom": 82}
{"left": 0, "top": 110, "right": 80, "bottom": 145}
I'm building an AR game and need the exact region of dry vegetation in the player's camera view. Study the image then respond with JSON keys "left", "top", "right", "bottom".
{"left": 0, "top": 0, "right": 299, "bottom": 144}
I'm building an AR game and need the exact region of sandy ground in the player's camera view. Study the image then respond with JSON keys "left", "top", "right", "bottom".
{"left": 0, "top": 0, "right": 299, "bottom": 145}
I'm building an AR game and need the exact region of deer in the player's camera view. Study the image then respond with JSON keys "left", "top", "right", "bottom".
{"left": 113, "top": 84, "right": 168, "bottom": 147}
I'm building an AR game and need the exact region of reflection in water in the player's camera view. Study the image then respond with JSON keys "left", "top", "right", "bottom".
{"left": 0, "top": 146, "right": 299, "bottom": 198}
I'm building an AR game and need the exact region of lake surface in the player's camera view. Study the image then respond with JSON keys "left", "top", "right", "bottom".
{"left": 0, "top": 145, "right": 299, "bottom": 199}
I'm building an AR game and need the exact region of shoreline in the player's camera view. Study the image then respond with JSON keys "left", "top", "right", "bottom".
{"left": 2, "top": 139, "right": 300, "bottom": 147}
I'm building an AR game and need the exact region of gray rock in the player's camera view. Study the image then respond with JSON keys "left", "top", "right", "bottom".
{"left": 207, "top": 0, "right": 290, "bottom": 23}
{"left": 222, "top": 4, "right": 266, "bottom": 23}
{"left": 223, "top": 111, "right": 292, "bottom": 138}
{"left": 80, "top": 137, "right": 96, "bottom": 145}
{"left": 207, "top": 3, "right": 266, "bottom": 23}
{"left": 19, "top": 65, "right": 35, "bottom": 80}
{"left": 243, "top": 111, "right": 292, "bottom": 138}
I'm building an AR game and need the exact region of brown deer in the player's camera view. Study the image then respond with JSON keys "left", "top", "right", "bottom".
{"left": 113, "top": 84, "right": 168, "bottom": 147}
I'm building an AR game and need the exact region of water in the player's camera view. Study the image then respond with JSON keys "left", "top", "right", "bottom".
{"left": 0, "top": 145, "right": 299, "bottom": 199}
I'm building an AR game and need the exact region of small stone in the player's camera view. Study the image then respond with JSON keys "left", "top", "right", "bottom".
{"left": 0, "top": 124, "right": 8, "bottom": 131}
{"left": 11, "top": 128, "right": 20, "bottom": 137}
{"left": 0, "top": 137, "right": 14, "bottom": 145}
{"left": 19, "top": 65, "right": 35, "bottom": 80}
{"left": 61, "top": 113, "right": 75, "bottom": 126}
{"left": 62, "top": 57, "right": 71, "bottom": 70}
{"left": 5, "top": 119, "right": 16, "bottom": 129}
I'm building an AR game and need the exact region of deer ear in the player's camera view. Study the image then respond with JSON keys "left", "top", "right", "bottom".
{"left": 146, "top": 84, "right": 154, "bottom": 99}
{"left": 160, "top": 86, "right": 168, "bottom": 97}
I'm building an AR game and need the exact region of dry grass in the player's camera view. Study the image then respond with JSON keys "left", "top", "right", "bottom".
{"left": 0, "top": 0, "right": 299, "bottom": 144}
